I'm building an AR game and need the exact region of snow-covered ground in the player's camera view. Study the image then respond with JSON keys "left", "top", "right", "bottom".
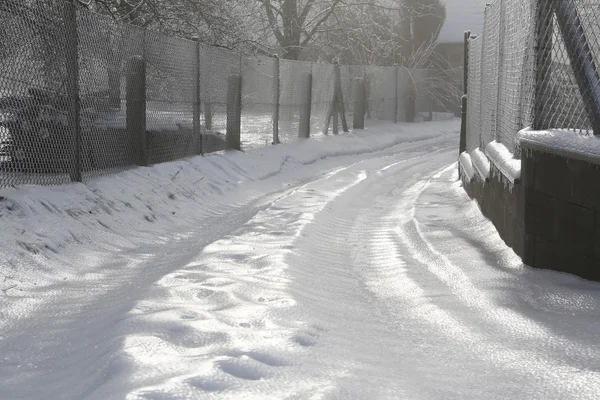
{"left": 2, "top": 120, "right": 600, "bottom": 399}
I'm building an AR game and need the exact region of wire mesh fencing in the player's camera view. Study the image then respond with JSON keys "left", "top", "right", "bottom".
{"left": 241, "top": 55, "right": 275, "bottom": 147}
{"left": 0, "top": 0, "right": 461, "bottom": 188}
{"left": 467, "top": 37, "right": 483, "bottom": 153}
{"left": 465, "top": 0, "right": 600, "bottom": 160}
{"left": 279, "top": 59, "right": 313, "bottom": 142}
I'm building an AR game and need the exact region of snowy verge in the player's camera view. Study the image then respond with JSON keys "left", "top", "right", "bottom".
{"left": 485, "top": 141, "right": 521, "bottom": 183}
{"left": 518, "top": 127, "right": 600, "bottom": 165}
{"left": 471, "top": 147, "right": 490, "bottom": 181}
{"left": 459, "top": 151, "right": 475, "bottom": 181}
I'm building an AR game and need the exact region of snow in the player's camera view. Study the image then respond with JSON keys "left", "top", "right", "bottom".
{"left": 485, "top": 140, "right": 521, "bottom": 183}
{"left": 459, "top": 151, "right": 475, "bottom": 180}
{"left": 3, "top": 119, "right": 600, "bottom": 399}
{"left": 471, "top": 147, "right": 490, "bottom": 180}
{"left": 518, "top": 127, "right": 600, "bottom": 164}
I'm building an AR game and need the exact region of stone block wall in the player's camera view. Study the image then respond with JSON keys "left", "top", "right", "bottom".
{"left": 521, "top": 149, "right": 600, "bottom": 281}
{"left": 461, "top": 148, "right": 600, "bottom": 281}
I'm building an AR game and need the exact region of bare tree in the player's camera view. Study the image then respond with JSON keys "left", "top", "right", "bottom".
{"left": 317, "top": 1, "right": 403, "bottom": 65}
{"left": 399, "top": 0, "right": 446, "bottom": 63}
{"left": 258, "top": 0, "right": 347, "bottom": 59}
{"left": 89, "top": 0, "right": 254, "bottom": 48}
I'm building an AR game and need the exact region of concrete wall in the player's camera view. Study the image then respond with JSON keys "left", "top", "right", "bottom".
{"left": 461, "top": 148, "right": 600, "bottom": 281}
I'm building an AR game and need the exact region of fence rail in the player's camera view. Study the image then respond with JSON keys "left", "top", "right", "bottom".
{"left": 464, "top": 0, "right": 600, "bottom": 160}
{"left": 0, "top": 0, "right": 461, "bottom": 188}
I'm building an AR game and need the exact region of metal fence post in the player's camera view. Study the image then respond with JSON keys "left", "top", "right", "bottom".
{"left": 226, "top": 75, "right": 242, "bottom": 150}
{"left": 394, "top": 64, "right": 399, "bottom": 123}
{"left": 64, "top": 1, "right": 82, "bottom": 182}
{"left": 299, "top": 72, "right": 312, "bottom": 138}
{"left": 126, "top": 56, "right": 147, "bottom": 166}
{"left": 272, "top": 55, "right": 280, "bottom": 144}
{"left": 495, "top": 0, "right": 506, "bottom": 141}
{"left": 353, "top": 78, "right": 366, "bottom": 129}
{"left": 551, "top": 0, "right": 600, "bottom": 134}
{"left": 194, "top": 40, "right": 202, "bottom": 154}
{"left": 459, "top": 31, "right": 470, "bottom": 156}
{"left": 463, "top": 30, "right": 470, "bottom": 95}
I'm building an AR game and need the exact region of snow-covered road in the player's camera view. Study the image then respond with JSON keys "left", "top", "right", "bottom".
{"left": 2, "top": 121, "right": 600, "bottom": 399}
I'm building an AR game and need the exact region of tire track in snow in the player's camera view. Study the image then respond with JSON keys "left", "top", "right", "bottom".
{"left": 356, "top": 164, "right": 600, "bottom": 399}
{"left": 120, "top": 146, "right": 456, "bottom": 399}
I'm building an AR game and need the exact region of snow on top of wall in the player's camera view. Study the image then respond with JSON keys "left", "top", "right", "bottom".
{"left": 459, "top": 151, "right": 475, "bottom": 181}
{"left": 471, "top": 147, "right": 490, "bottom": 180}
{"left": 485, "top": 141, "right": 521, "bottom": 183}
{"left": 518, "top": 127, "right": 600, "bottom": 165}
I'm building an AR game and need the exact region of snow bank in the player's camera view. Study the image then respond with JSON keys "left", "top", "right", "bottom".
{"left": 0, "top": 120, "right": 458, "bottom": 323}
{"left": 471, "top": 147, "right": 490, "bottom": 181}
{"left": 518, "top": 127, "right": 600, "bottom": 165}
{"left": 459, "top": 151, "right": 475, "bottom": 181}
{"left": 485, "top": 141, "right": 521, "bottom": 183}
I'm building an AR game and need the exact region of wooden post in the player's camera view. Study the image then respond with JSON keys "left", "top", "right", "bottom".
{"left": 226, "top": 75, "right": 242, "bottom": 151}
{"left": 126, "top": 56, "right": 147, "bottom": 166}
{"left": 353, "top": 78, "right": 366, "bottom": 130}
{"left": 299, "top": 72, "right": 312, "bottom": 138}
{"left": 335, "top": 63, "right": 349, "bottom": 132}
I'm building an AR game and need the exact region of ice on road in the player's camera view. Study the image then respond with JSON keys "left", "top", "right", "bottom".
{"left": 2, "top": 121, "right": 600, "bottom": 399}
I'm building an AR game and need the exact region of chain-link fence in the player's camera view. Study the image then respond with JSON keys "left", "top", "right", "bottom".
{"left": 465, "top": 0, "right": 600, "bottom": 159}
{"left": 0, "top": 0, "right": 460, "bottom": 188}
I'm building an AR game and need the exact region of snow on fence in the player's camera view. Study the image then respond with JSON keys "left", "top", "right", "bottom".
{"left": 0, "top": 0, "right": 461, "bottom": 188}
{"left": 463, "top": 0, "right": 600, "bottom": 161}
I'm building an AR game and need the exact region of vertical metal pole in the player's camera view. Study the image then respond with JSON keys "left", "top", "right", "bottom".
{"left": 495, "top": 0, "right": 506, "bottom": 141}
{"left": 551, "top": 0, "right": 600, "bottom": 134}
{"left": 533, "top": 0, "right": 554, "bottom": 130}
{"left": 479, "top": 7, "right": 489, "bottom": 147}
{"left": 353, "top": 78, "right": 366, "bottom": 130}
{"left": 194, "top": 40, "right": 202, "bottom": 154}
{"left": 459, "top": 95, "right": 468, "bottom": 156}
{"left": 272, "top": 56, "right": 280, "bottom": 144}
{"left": 126, "top": 56, "right": 147, "bottom": 166}
{"left": 463, "top": 31, "right": 470, "bottom": 95}
{"left": 394, "top": 64, "right": 399, "bottom": 123}
{"left": 459, "top": 32, "right": 470, "bottom": 156}
{"left": 226, "top": 75, "right": 242, "bottom": 151}
{"left": 299, "top": 72, "right": 312, "bottom": 138}
{"left": 64, "top": 1, "right": 82, "bottom": 181}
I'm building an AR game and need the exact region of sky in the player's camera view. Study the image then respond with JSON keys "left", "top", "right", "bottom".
{"left": 438, "top": 0, "right": 490, "bottom": 42}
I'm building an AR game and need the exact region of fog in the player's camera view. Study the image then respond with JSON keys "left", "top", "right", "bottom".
{"left": 439, "top": 0, "right": 489, "bottom": 42}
